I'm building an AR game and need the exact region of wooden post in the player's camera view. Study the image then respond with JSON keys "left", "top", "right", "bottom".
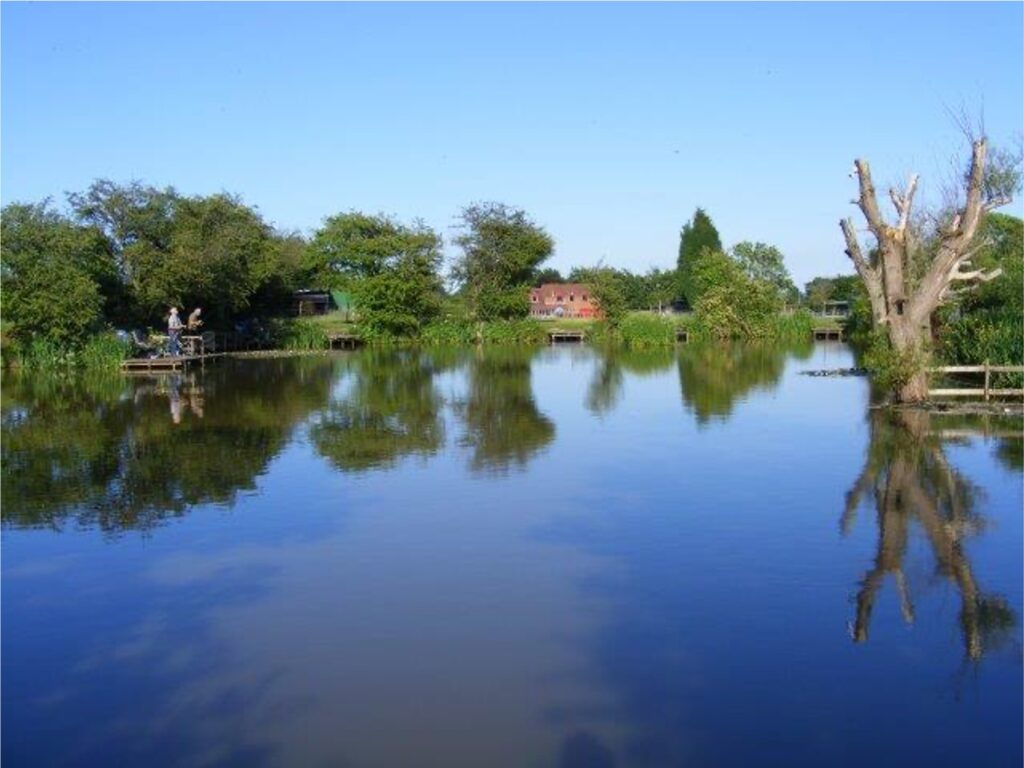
{"left": 984, "top": 360, "right": 990, "bottom": 402}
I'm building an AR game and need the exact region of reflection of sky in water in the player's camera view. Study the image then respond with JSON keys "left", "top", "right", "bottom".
{"left": 3, "top": 345, "right": 1021, "bottom": 767}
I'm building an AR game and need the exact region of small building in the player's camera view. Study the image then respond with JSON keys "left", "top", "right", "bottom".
{"left": 292, "top": 289, "right": 355, "bottom": 317}
{"left": 820, "top": 300, "right": 850, "bottom": 318}
{"left": 529, "top": 283, "right": 601, "bottom": 319}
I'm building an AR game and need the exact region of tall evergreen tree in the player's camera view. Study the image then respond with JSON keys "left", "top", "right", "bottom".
{"left": 676, "top": 208, "right": 722, "bottom": 307}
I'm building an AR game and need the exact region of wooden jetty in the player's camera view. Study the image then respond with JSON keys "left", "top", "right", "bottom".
{"left": 548, "top": 329, "right": 585, "bottom": 344}
{"left": 122, "top": 354, "right": 215, "bottom": 372}
{"left": 328, "top": 333, "right": 363, "bottom": 350}
{"left": 812, "top": 327, "right": 844, "bottom": 341}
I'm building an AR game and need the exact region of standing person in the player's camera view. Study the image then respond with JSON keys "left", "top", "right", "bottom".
{"left": 167, "top": 307, "right": 183, "bottom": 356}
{"left": 187, "top": 307, "right": 203, "bottom": 331}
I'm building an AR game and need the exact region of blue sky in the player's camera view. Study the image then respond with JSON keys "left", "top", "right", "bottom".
{"left": 2, "top": 2, "right": 1021, "bottom": 285}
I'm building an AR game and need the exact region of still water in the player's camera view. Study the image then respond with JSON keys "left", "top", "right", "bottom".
{"left": 2, "top": 344, "right": 1021, "bottom": 767}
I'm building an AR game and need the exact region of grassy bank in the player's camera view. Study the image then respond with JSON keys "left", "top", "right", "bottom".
{"left": 2, "top": 308, "right": 826, "bottom": 371}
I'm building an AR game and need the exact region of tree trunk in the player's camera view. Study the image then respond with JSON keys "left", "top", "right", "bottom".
{"left": 839, "top": 139, "right": 1003, "bottom": 404}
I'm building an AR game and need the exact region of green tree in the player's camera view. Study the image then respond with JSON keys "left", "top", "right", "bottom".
{"left": 305, "top": 211, "right": 416, "bottom": 289}
{"left": 729, "top": 241, "right": 799, "bottom": 305}
{"left": 355, "top": 227, "right": 444, "bottom": 336}
{"left": 532, "top": 267, "right": 564, "bottom": 287}
{"left": 938, "top": 213, "right": 1023, "bottom": 370}
{"left": 690, "top": 248, "right": 782, "bottom": 338}
{"left": 452, "top": 202, "right": 554, "bottom": 320}
{"left": 1, "top": 202, "right": 111, "bottom": 346}
{"left": 677, "top": 208, "right": 722, "bottom": 307}
{"left": 68, "top": 179, "right": 177, "bottom": 321}
{"left": 306, "top": 212, "right": 444, "bottom": 336}
{"left": 125, "top": 193, "right": 274, "bottom": 324}
{"left": 572, "top": 266, "right": 628, "bottom": 327}
{"left": 645, "top": 267, "right": 677, "bottom": 312}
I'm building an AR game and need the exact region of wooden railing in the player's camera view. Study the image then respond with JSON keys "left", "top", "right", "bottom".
{"left": 928, "top": 362, "right": 1024, "bottom": 400}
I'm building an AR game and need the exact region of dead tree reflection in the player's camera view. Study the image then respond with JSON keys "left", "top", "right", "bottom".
{"left": 843, "top": 410, "right": 1015, "bottom": 661}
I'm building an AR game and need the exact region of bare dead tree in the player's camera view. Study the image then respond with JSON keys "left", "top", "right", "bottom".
{"left": 839, "top": 137, "right": 1016, "bottom": 402}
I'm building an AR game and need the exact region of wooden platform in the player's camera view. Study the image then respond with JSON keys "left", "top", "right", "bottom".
{"left": 548, "top": 329, "right": 585, "bottom": 344}
{"left": 121, "top": 352, "right": 227, "bottom": 373}
{"left": 812, "top": 327, "right": 844, "bottom": 341}
{"left": 328, "top": 333, "right": 363, "bottom": 350}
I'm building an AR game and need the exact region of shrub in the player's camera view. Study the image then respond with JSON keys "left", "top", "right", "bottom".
{"left": 268, "top": 318, "right": 330, "bottom": 351}
{"left": 618, "top": 313, "right": 676, "bottom": 348}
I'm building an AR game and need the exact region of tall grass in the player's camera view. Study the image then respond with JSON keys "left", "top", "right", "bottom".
{"left": 618, "top": 314, "right": 678, "bottom": 348}
{"left": 419, "top": 318, "right": 476, "bottom": 345}
{"left": 3, "top": 331, "right": 131, "bottom": 372}
{"left": 677, "top": 309, "right": 815, "bottom": 343}
{"left": 268, "top": 318, "right": 330, "bottom": 351}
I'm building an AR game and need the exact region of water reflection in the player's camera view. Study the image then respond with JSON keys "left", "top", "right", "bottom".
{"left": 677, "top": 341, "right": 811, "bottom": 425}
{"left": 310, "top": 348, "right": 447, "bottom": 473}
{"left": 1, "top": 359, "right": 334, "bottom": 531}
{"left": 457, "top": 347, "right": 555, "bottom": 474}
{"left": 843, "top": 409, "right": 1018, "bottom": 661}
{"left": 585, "top": 348, "right": 674, "bottom": 417}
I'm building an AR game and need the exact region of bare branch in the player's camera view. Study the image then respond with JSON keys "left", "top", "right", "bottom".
{"left": 951, "top": 265, "right": 1003, "bottom": 282}
{"left": 983, "top": 196, "right": 1012, "bottom": 212}
{"left": 853, "top": 159, "right": 888, "bottom": 238}
{"left": 900, "top": 175, "right": 918, "bottom": 233}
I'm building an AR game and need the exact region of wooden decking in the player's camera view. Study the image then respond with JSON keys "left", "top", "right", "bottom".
{"left": 548, "top": 329, "right": 586, "bottom": 344}
{"left": 328, "top": 333, "right": 363, "bottom": 350}
{"left": 121, "top": 354, "right": 224, "bottom": 372}
{"left": 812, "top": 327, "right": 844, "bottom": 341}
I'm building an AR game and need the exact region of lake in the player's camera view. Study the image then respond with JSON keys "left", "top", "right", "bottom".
{"left": 2, "top": 343, "right": 1021, "bottom": 767}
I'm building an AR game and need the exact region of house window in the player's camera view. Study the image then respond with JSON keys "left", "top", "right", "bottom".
{"left": 570, "top": 294, "right": 575, "bottom": 302}
{"left": 531, "top": 294, "right": 537, "bottom": 302}
{"left": 556, "top": 295, "right": 563, "bottom": 302}
{"left": 582, "top": 294, "right": 588, "bottom": 301}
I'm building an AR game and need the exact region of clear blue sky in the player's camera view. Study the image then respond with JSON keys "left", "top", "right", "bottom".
{"left": 2, "top": 2, "right": 1021, "bottom": 285}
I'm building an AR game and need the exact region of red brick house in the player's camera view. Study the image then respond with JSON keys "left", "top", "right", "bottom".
{"left": 528, "top": 283, "right": 601, "bottom": 318}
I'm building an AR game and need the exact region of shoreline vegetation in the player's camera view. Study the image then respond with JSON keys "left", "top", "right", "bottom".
{"left": 1, "top": 181, "right": 1019, "bottom": 401}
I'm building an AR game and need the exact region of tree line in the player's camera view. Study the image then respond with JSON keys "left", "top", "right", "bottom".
{"left": 3, "top": 165, "right": 1018, "bottom": 387}
{"left": 0, "top": 181, "right": 808, "bottom": 352}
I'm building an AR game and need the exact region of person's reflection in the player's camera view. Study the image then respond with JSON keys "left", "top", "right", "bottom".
{"left": 167, "top": 374, "right": 184, "bottom": 424}
{"left": 843, "top": 410, "right": 1015, "bottom": 661}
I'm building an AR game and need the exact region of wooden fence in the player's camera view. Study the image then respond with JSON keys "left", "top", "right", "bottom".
{"left": 927, "top": 362, "right": 1024, "bottom": 400}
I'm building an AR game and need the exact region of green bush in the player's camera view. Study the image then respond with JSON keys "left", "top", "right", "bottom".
{"left": 618, "top": 313, "right": 677, "bottom": 348}
{"left": 420, "top": 318, "right": 475, "bottom": 345}
{"left": 941, "top": 309, "right": 1023, "bottom": 388}
{"left": 862, "top": 331, "right": 930, "bottom": 394}
{"left": 478, "top": 318, "right": 547, "bottom": 345}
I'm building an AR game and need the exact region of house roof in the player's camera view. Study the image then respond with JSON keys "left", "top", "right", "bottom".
{"left": 531, "top": 282, "right": 591, "bottom": 298}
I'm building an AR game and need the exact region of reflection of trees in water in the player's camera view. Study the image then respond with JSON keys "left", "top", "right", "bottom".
{"left": 843, "top": 410, "right": 1017, "bottom": 661}
{"left": 676, "top": 341, "right": 810, "bottom": 425}
{"left": 458, "top": 347, "right": 555, "bottom": 474}
{"left": 310, "top": 349, "right": 447, "bottom": 473}
{"left": 585, "top": 348, "right": 674, "bottom": 417}
{"left": 1, "top": 358, "right": 334, "bottom": 531}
